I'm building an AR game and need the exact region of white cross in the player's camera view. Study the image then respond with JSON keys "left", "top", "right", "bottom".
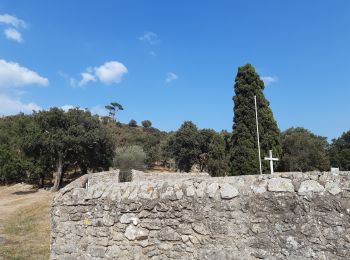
{"left": 264, "top": 150, "right": 279, "bottom": 174}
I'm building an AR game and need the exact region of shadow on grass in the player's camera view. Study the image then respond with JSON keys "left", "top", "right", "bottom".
{"left": 11, "top": 190, "right": 38, "bottom": 195}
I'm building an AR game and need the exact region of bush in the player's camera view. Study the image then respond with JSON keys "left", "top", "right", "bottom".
{"left": 128, "top": 120, "right": 137, "bottom": 127}
{"left": 141, "top": 120, "right": 152, "bottom": 128}
{"left": 114, "top": 145, "right": 146, "bottom": 182}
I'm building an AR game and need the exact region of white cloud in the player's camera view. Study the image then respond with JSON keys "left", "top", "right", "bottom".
{"left": 0, "top": 94, "right": 41, "bottom": 115}
{"left": 94, "top": 61, "right": 128, "bottom": 84}
{"left": 90, "top": 105, "right": 108, "bottom": 116}
{"left": 0, "top": 59, "right": 49, "bottom": 88}
{"left": 4, "top": 28, "right": 22, "bottom": 42}
{"left": 78, "top": 72, "right": 96, "bottom": 86}
{"left": 61, "top": 61, "right": 127, "bottom": 87}
{"left": 139, "top": 31, "right": 159, "bottom": 45}
{"left": 0, "top": 14, "right": 27, "bottom": 42}
{"left": 261, "top": 76, "right": 278, "bottom": 86}
{"left": 61, "top": 105, "right": 75, "bottom": 111}
{"left": 165, "top": 72, "right": 178, "bottom": 83}
{"left": 0, "top": 14, "right": 26, "bottom": 28}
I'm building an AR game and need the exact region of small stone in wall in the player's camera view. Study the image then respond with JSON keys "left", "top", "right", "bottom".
{"left": 125, "top": 225, "right": 149, "bottom": 240}
{"left": 251, "top": 180, "right": 267, "bottom": 194}
{"left": 220, "top": 183, "right": 239, "bottom": 199}
{"left": 106, "top": 245, "right": 121, "bottom": 258}
{"left": 186, "top": 185, "right": 196, "bottom": 197}
{"left": 195, "top": 182, "right": 207, "bottom": 198}
{"left": 207, "top": 183, "right": 219, "bottom": 198}
{"left": 158, "top": 226, "right": 181, "bottom": 241}
{"left": 268, "top": 178, "right": 294, "bottom": 192}
{"left": 87, "top": 246, "right": 106, "bottom": 258}
{"left": 102, "top": 214, "right": 114, "bottom": 226}
{"left": 325, "top": 182, "right": 342, "bottom": 195}
{"left": 120, "top": 213, "right": 139, "bottom": 225}
{"left": 192, "top": 222, "right": 210, "bottom": 235}
{"left": 160, "top": 186, "right": 174, "bottom": 199}
{"left": 298, "top": 180, "right": 324, "bottom": 195}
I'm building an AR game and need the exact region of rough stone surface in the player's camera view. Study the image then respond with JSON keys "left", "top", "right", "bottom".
{"left": 125, "top": 225, "right": 149, "bottom": 240}
{"left": 52, "top": 170, "right": 350, "bottom": 259}
{"left": 298, "top": 180, "right": 325, "bottom": 195}
{"left": 267, "top": 177, "right": 294, "bottom": 192}
{"left": 219, "top": 183, "right": 239, "bottom": 199}
{"left": 325, "top": 181, "right": 342, "bottom": 195}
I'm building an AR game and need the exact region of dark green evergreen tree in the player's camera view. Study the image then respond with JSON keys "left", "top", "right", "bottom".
{"left": 230, "top": 64, "right": 281, "bottom": 175}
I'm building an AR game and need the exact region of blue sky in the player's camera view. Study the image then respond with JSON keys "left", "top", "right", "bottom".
{"left": 0, "top": 1, "right": 349, "bottom": 140}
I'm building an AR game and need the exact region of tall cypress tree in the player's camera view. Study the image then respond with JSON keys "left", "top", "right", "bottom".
{"left": 230, "top": 64, "right": 281, "bottom": 175}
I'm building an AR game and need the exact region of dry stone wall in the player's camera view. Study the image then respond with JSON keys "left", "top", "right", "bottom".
{"left": 51, "top": 171, "right": 350, "bottom": 259}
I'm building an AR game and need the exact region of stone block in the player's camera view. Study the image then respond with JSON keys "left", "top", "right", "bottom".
{"left": 325, "top": 182, "right": 342, "bottom": 195}
{"left": 125, "top": 225, "right": 149, "bottom": 240}
{"left": 220, "top": 183, "right": 239, "bottom": 199}
{"left": 298, "top": 180, "right": 324, "bottom": 195}
{"left": 268, "top": 177, "right": 294, "bottom": 192}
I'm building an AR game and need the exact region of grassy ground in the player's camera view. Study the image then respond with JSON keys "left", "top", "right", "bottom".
{"left": 0, "top": 185, "right": 53, "bottom": 260}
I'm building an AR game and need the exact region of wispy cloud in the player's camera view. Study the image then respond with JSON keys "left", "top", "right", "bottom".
{"left": 4, "top": 28, "right": 22, "bottom": 42}
{"left": 60, "top": 105, "right": 108, "bottom": 116}
{"left": 58, "top": 71, "right": 76, "bottom": 86}
{"left": 139, "top": 31, "right": 159, "bottom": 45}
{"left": 165, "top": 72, "right": 178, "bottom": 83}
{"left": 0, "top": 14, "right": 26, "bottom": 28}
{"left": 261, "top": 76, "right": 278, "bottom": 86}
{"left": 0, "top": 59, "right": 49, "bottom": 88}
{"left": 78, "top": 72, "right": 96, "bottom": 86}
{"left": 0, "top": 94, "right": 41, "bottom": 115}
{"left": 0, "top": 14, "right": 27, "bottom": 43}
{"left": 90, "top": 105, "right": 108, "bottom": 116}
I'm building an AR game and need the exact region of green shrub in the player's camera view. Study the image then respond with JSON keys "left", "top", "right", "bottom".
{"left": 128, "top": 120, "right": 137, "bottom": 127}
{"left": 141, "top": 120, "right": 152, "bottom": 128}
{"left": 113, "top": 145, "right": 146, "bottom": 181}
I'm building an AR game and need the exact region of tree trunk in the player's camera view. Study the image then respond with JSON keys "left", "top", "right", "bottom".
{"left": 80, "top": 165, "right": 88, "bottom": 175}
{"left": 51, "top": 154, "right": 63, "bottom": 192}
{"left": 40, "top": 173, "right": 45, "bottom": 188}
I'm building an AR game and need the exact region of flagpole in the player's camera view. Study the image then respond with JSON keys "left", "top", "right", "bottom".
{"left": 254, "top": 95, "right": 262, "bottom": 175}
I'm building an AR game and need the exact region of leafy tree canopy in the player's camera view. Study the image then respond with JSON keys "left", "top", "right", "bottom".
{"left": 141, "top": 120, "right": 152, "bottom": 128}
{"left": 330, "top": 130, "right": 350, "bottom": 170}
{"left": 278, "top": 127, "right": 330, "bottom": 172}
{"left": 128, "top": 119, "right": 137, "bottom": 127}
{"left": 169, "top": 121, "right": 200, "bottom": 172}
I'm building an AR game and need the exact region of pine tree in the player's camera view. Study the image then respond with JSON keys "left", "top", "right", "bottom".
{"left": 230, "top": 64, "right": 281, "bottom": 175}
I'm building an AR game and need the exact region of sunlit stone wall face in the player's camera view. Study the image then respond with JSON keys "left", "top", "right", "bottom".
{"left": 51, "top": 170, "right": 350, "bottom": 260}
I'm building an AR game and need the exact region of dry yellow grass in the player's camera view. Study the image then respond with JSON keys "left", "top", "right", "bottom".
{"left": 0, "top": 185, "right": 53, "bottom": 260}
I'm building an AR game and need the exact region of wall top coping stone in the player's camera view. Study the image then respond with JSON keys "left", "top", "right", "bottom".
{"left": 53, "top": 170, "right": 350, "bottom": 206}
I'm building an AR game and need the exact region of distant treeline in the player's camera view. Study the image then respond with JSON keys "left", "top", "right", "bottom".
{"left": 0, "top": 108, "right": 349, "bottom": 189}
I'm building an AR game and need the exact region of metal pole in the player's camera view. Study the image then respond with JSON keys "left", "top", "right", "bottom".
{"left": 254, "top": 95, "right": 262, "bottom": 175}
{"left": 269, "top": 150, "right": 273, "bottom": 174}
